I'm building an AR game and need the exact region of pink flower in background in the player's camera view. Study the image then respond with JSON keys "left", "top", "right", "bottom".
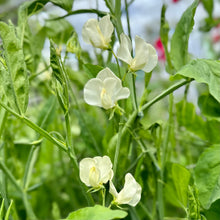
{"left": 212, "top": 24, "right": 220, "bottom": 43}
{"left": 172, "top": 0, "right": 180, "bottom": 3}
{"left": 154, "top": 38, "right": 165, "bottom": 62}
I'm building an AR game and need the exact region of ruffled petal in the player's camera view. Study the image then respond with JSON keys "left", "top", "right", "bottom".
{"left": 83, "top": 78, "right": 103, "bottom": 107}
{"left": 142, "top": 43, "right": 158, "bottom": 72}
{"left": 79, "top": 158, "right": 96, "bottom": 187}
{"left": 117, "top": 33, "right": 133, "bottom": 65}
{"left": 94, "top": 156, "right": 113, "bottom": 184}
{"left": 117, "top": 173, "right": 142, "bottom": 206}
{"left": 115, "top": 87, "right": 130, "bottom": 101}
{"left": 134, "top": 35, "right": 158, "bottom": 72}
{"left": 109, "top": 181, "right": 119, "bottom": 199}
{"left": 99, "top": 15, "right": 114, "bottom": 45}
{"left": 82, "top": 19, "right": 104, "bottom": 48}
{"left": 96, "top": 67, "right": 120, "bottom": 82}
{"left": 128, "top": 181, "right": 142, "bottom": 206}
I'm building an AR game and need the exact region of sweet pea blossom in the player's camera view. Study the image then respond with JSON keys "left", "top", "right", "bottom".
{"left": 82, "top": 15, "right": 114, "bottom": 49}
{"left": 109, "top": 173, "right": 142, "bottom": 207}
{"left": 84, "top": 68, "right": 130, "bottom": 110}
{"left": 117, "top": 33, "right": 158, "bottom": 72}
{"left": 79, "top": 156, "right": 113, "bottom": 188}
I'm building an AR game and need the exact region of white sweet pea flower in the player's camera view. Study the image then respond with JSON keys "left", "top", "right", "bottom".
{"left": 117, "top": 33, "right": 158, "bottom": 72}
{"left": 83, "top": 68, "right": 130, "bottom": 110}
{"left": 79, "top": 156, "right": 113, "bottom": 188}
{"left": 82, "top": 15, "right": 114, "bottom": 49}
{"left": 109, "top": 173, "right": 142, "bottom": 207}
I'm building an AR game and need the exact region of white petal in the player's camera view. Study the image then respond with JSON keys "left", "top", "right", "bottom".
{"left": 94, "top": 156, "right": 113, "bottom": 184}
{"left": 117, "top": 33, "right": 133, "bottom": 65}
{"left": 82, "top": 19, "right": 104, "bottom": 48}
{"left": 99, "top": 15, "right": 114, "bottom": 44}
{"left": 128, "top": 181, "right": 142, "bottom": 206}
{"left": 114, "top": 87, "right": 130, "bottom": 101}
{"left": 109, "top": 180, "right": 119, "bottom": 199}
{"left": 117, "top": 173, "right": 142, "bottom": 206}
{"left": 142, "top": 43, "right": 158, "bottom": 72}
{"left": 79, "top": 158, "right": 96, "bottom": 186}
{"left": 83, "top": 78, "right": 103, "bottom": 107}
{"left": 88, "top": 166, "right": 100, "bottom": 187}
{"left": 96, "top": 67, "right": 120, "bottom": 82}
{"left": 134, "top": 35, "right": 158, "bottom": 72}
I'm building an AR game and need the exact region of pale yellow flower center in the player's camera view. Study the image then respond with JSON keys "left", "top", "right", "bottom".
{"left": 96, "top": 25, "right": 109, "bottom": 49}
{"left": 130, "top": 58, "right": 137, "bottom": 71}
{"left": 89, "top": 166, "right": 100, "bottom": 187}
{"left": 100, "top": 88, "right": 112, "bottom": 109}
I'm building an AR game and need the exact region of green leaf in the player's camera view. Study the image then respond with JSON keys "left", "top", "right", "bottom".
{"left": 165, "top": 163, "right": 190, "bottom": 209}
{"left": 0, "top": 22, "right": 29, "bottom": 114}
{"left": 204, "top": 199, "right": 220, "bottom": 220}
{"left": 176, "top": 100, "right": 206, "bottom": 140}
{"left": 170, "top": 0, "right": 199, "bottom": 71}
{"left": 64, "top": 205, "right": 127, "bottom": 220}
{"left": 83, "top": 63, "right": 104, "bottom": 78}
{"left": 194, "top": 145, "right": 220, "bottom": 209}
{"left": 198, "top": 94, "right": 220, "bottom": 118}
{"left": 201, "top": 0, "right": 213, "bottom": 18}
{"left": 50, "top": 0, "right": 74, "bottom": 12}
{"left": 45, "top": 19, "right": 73, "bottom": 45}
{"left": 176, "top": 59, "right": 220, "bottom": 103}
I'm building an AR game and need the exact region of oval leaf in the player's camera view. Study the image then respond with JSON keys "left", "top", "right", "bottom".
{"left": 195, "top": 145, "right": 220, "bottom": 209}
{"left": 170, "top": 0, "right": 199, "bottom": 71}
{"left": 176, "top": 59, "right": 220, "bottom": 103}
{"left": 64, "top": 205, "right": 127, "bottom": 220}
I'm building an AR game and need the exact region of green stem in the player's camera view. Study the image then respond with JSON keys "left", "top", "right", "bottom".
{"left": 131, "top": 73, "right": 138, "bottom": 111}
{"left": 110, "top": 79, "right": 192, "bottom": 150}
{"left": 111, "top": 49, "right": 121, "bottom": 79}
{"left": 113, "top": 118, "right": 123, "bottom": 177}
{"left": 102, "top": 187, "right": 106, "bottom": 206}
{"left": 104, "top": 0, "right": 114, "bottom": 14}
{"left": 0, "top": 101, "right": 67, "bottom": 152}
{"left": 23, "top": 145, "right": 40, "bottom": 190}
{"left": 139, "top": 202, "right": 153, "bottom": 220}
{"left": 125, "top": 0, "right": 132, "bottom": 40}
{"left": 49, "top": 9, "right": 107, "bottom": 21}
{"left": 0, "top": 161, "right": 37, "bottom": 220}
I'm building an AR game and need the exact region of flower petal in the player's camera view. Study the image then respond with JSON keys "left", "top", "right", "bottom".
{"left": 117, "top": 173, "right": 142, "bottom": 206}
{"left": 84, "top": 78, "right": 103, "bottom": 107}
{"left": 114, "top": 87, "right": 130, "bottom": 101}
{"left": 109, "top": 180, "right": 119, "bottom": 199}
{"left": 79, "top": 158, "right": 96, "bottom": 186}
{"left": 142, "top": 43, "right": 158, "bottom": 72}
{"left": 82, "top": 19, "right": 104, "bottom": 48}
{"left": 99, "top": 15, "right": 114, "bottom": 44}
{"left": 94, "top": 156, "right": 113, "bottom": 184}
{"left": 96, "top": 67, "right": 120, "bottom": 82}
{"left": 117, "top": 33, "right": 133, "bottom": 65}
{"left": 134, "top": 35, "right": 158, "bottom": 72}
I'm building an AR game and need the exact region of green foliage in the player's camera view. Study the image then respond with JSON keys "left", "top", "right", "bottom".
{"left": 198, "top": 93, "right": 220, "bottom": 119}
{"left": 45, "top": 19, "right": 74, "bottom": 45}
{"left": 170, "top": 0, "right": 199, "bottom": 71}
{"left": 0, "top": 0, "right": 219, "bottom": 219}
{"left": 165, "top": 163, "right": 190, "bottom": 209}
{"left": 176, "top": 59, "right": 220, "bottom": 103}
{"left": 64, "top": 205, "right": 127, "bottom": 220}
{"left": 194, "top": 145, "right": 220, "bottom": 210}
{"left": 0, "top": 21, "right": 29, "bottom": 114}
{"left": 201, "top": 0, "right": 213, "bottom": 18}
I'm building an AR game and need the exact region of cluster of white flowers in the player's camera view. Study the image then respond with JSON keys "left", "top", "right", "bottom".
{"left": 78, "top": 15, "right": 158, "bottom": 208}
{"left": 79, "top": 155, "right": 142, "bottom": 207}
{"left": 82, "top": 14, "right": 158, "bottom": 110}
